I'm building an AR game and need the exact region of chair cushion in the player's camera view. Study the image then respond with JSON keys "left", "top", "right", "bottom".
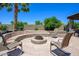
{"left": 51, "top": 48, "right": 71, "bottom": 56}
{"left": 0, "top": 37, "right": 3, "bottom": 43}
{"left": 7, "top": 41, "right": 21, "bottom": 50}
{"left": 7, "top": 48, "right": 23, "bottom": 56}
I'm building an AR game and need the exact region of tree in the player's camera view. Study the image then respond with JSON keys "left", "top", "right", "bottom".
{"left": 35, "top": 20, "right": 42, "bottom": 30}
{"left": 74, "top": 22, "right": 79, "bottom": 29}
{"left": 0, "top": 22, "right": 2, "bottom": 31}
{"left": 44, "top": 16, "right": 62, "bottom": 30}
{"left": 24, "top": 22, "right": 28, "bottom": 25}
{"left": 1, "top": 24, "right": 7, "bottom": 31}
{"left": 0, "top": 3, "right": 29, "bottom": 31}
{"left": 35, "top": 20, "right": 42, "bottom": 25}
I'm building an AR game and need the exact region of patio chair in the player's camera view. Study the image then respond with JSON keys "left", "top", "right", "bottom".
{"left": 0, "top": 33, "right": 23, "bottom": 56}
{"left": 50, "top": 32, "right": 73, "bottom": 56}
{"left": 74, "top": 30, "right": 79, "bottom": 37}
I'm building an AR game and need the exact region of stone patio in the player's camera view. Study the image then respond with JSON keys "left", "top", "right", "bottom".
{"left": 20, "top": 36, "right": 79, "bottom": 56}
{"left": 21, "top": 37, "right": 52, "bottom": 56}
{"left": 3, "top": 30, "right": 79, "bottom": 56}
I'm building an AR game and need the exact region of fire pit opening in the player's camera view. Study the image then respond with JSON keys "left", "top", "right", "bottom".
{"left": 35, "top": 35, "right": 43, "bottom": 40}
{"left": 31, "top": 35, "right": 47, "bottom": 44}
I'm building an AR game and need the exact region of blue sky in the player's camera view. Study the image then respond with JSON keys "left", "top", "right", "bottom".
{"left": 0, "top": 3, "right": 79, "bottom": 24}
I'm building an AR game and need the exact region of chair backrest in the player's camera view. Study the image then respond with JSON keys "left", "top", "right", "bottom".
{"left": 0, "top": 36, "right": 3, "bottom": 43}
{"left": 0, "top": 33, "right": 3, "bottom": 42}
{"left": 0, "top": 32, "right": 6, "bottom": 45}
{"left": 61, "top": 32, "right": 73, "bottom": 48}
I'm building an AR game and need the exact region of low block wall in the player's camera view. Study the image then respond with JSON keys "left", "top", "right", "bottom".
{"left": 3, "top": 30, "right": 66, "bottom": 42}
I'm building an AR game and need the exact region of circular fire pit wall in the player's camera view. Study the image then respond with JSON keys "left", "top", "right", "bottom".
{"left": 31, "top": 35, "right": 47, "bottom": 44}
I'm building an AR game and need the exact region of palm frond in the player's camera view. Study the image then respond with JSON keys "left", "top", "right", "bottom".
{"left": 6, "top": 3, "right": 13, "bottom": 12}
{"left": 7, "top": 7, "right": 12, "bottom": 12}
{"left": 0, "top": 3, "right": 5, "bottom": 10}
{"left": 18, "top": 9, "right": 21, "bottom": 12}
{"left": 0, "top": 3, "right": 13, "bottom": 12}
{"left": 20, "top": 3, "right": 30, "bottom": 12}
{"left": 20, "top": 3, "right": 30, "bottom": 7}
{"left": 21, "top": 7, "right": 29, "bottom": 12}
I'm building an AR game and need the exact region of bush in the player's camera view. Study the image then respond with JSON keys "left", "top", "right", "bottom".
{"left": 44, "top": 16, "right": 62, "bottom": 30}
{"left": 45, "top": 23, "right": 55, "bottom": 30}
{"left": 16, "top": 22, "right": 24, "bottom": 31}
{"left": 35, "top": 20, "right": 42, "bottom": 25}
{"left": 1, "top": 25, "right": 7, "bottom": 31}
{"left": 35, "top": 28, "right": 39, "bottom": 30}
{"left": 11, "top": 21, "right": 28, "bottom": 31}
{"left": 35, "top": 20, "right": 42, "bottom": 30}
{"left": 74, "top": 22, "right": 79, "bottom": 29}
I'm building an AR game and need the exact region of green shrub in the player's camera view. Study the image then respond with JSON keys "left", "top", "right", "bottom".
{"left": 11, "top": 21, "right": 28, "bottom": 31}
{"left": 1, "top": 25, "right": 7, "bottom": 31}
{"left": 16, "top": 22, "right": 24, "bottom": 31}
{"left": 35, "top": 28, "right": 39, "bottom": 30}
{"left": 35, "top": 20, "right": 42, "bottom": 30}
{"left": 45, "top": 23, "right": 56, "bottom": 30}
{"left": 44, "top": 16, "right": 62, "bottom": 30}
{"left": 74, "top": 22, "right": 79, "bottom": 29}
{"left": 35, "top": 20, "right": 42, "bottom": 25}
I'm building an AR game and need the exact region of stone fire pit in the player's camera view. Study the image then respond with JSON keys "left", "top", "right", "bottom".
{"left": 31, "top": 35, "right": 47, "bottom": 44}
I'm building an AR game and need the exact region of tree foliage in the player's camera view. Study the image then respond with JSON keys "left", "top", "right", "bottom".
{"left": 0, "top": 3, "right": 30, "bottom": 31}
{"left": 0, "top": 24, "right": 7, "bottom": 31}
{"left": 35, "top": 20, "right": 42, "bottom": 30}
{"left": 1, "top": 25, "right": 7, "bottom": 31}
{"left": 74, "top": 22, "right": 79, "bottom": 29}
{"left": 35, "top": 20, "right": 42, "bottom": 25}
{"left": 44, "top": 16, "right": 62, "bottom": 30}
{"left": 11, "top": 21, "right": 28, "bottom": 30}
{"left": 0, "top": 3, "right": 30, "bottom": 12}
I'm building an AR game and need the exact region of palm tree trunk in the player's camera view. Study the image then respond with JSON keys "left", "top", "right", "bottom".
{"left": 0, "top": 22, "right": 2, "bottom": 31}
{"left": 13, "top": 3, "right": 18, "bottom": 31}
{"left": 0, "top": 25, "right": 1, "bottom": 31}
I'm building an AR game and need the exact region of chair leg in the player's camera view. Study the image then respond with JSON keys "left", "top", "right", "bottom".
{"left": 50, "top": 42, "right": 59, "bottom": 53}
{"left": 19, "top": 42, "right": 23, "bottom": 51}
{"left": 50, "top": 42, "right": 52, "bottom": 53}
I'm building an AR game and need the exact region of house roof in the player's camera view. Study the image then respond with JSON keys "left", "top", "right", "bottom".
{"left": 67, "top": 13, "right": 79, "bottom": 20}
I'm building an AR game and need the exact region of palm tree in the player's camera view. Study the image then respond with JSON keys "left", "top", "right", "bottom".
{"left": 0, "top": 22, "right": 2, "bottom": 31}
{"left": 0, "top": 3, "right": 29, "bottom": 31}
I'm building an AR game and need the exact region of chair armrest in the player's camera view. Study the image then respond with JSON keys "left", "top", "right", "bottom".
{"left": 52, "top": 37, "right": 63, "bottom": 42}
{"left": 7, "top": 41, "right": 22, "bottom": 50}
{"left": 58, "top": 39, "right": 63, "bottom": 43}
